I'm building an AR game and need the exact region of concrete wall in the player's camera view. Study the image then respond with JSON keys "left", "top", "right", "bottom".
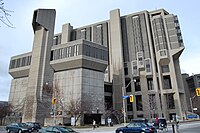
{"left": 9, "top": 77, "right": 28, "bottom": 110}
{"left": 54, "top": 68, "right": 105, "bottom": 113}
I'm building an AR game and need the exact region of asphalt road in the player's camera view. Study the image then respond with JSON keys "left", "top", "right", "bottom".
{"left": 74, "top": 121, "right": 200, "bottom": 133}
{"left": 0, "top": 120, "right": 200, "bottom": 133}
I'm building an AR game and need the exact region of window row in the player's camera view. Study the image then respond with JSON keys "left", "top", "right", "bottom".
{"left": 51, "top": 44, "right": 81, "bottom": 60}
{"left": 126, "top": 93, "right": 175, "bottom": 112}
{"left": 70, "top": 23, "right": 109, "bottom": 47}
{"left": 9, "top": 56, "right": 32, "bottom": 69}
{"left": 125, "top": 78, "right": 154, "bottom": 93}
{"left": 51, "top": 44, "right": 108, "bottom": 61}
{"left": 82, "top": 44, "right": 108, "bottom": 61}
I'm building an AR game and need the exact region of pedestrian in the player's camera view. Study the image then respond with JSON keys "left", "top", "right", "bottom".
{"left": 93, "top": 120, "right": 96, "bottom": 130}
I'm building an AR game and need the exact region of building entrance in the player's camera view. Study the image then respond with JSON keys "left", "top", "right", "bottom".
{"left": 84, "top": 114, "right": 101, "bottom": 125}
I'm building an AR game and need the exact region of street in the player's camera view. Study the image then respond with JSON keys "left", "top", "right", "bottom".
{"left": 75, "top": 121, "right": 200, "bottom": 133}
{"left": 0, "top": 120, "right": 200, "bottom": 133}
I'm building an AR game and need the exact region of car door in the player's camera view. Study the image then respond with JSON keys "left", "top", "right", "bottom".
{"left": 8, "top": 123, "right": 15, "bottom": 132}
{"left": 125, "top": 123, "right": 138, "bottom": 133}
{"left": 134, "top": 123, "right": 144, "bottom": 133}
{"left": 45, "top": 126, "right": 54, "bottom": 133}
{"left": 11, "top": 123, "right": 19, "bottom": 133}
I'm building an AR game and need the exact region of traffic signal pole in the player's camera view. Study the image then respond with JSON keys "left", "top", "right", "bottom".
{"left": 54, "top": 104, "right": 56, "bottom": 125}
{"left": 122, "top": 86, "right": 127, "bottom": 126}
{"left": 122, "top": 79, "right": 135, "bottom": 125}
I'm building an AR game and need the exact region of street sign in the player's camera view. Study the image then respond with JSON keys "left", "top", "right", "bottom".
{"left": 196, "top": 88, "right": 200, "bottom": 96}
{"left": 122, "top": 95, "right": 129, "bottom": 99}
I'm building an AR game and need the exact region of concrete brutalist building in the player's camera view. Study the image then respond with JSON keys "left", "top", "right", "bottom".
{"left": 8, "top": 8, "right": 187, "bottom": 125}
{"left": 182, "top": 73, "right": 200, "bottom": 117}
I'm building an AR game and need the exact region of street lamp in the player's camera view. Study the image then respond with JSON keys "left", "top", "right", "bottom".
{"left": 122, "top": 79, "right": 136, "bottom": 125}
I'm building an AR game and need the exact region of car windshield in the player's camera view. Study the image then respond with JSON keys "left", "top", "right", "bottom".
{"left": 26, "top": 123, "right": 34, "bottom": 126}
{"left": 146, "top": 123, "right": 153, "bottom": 127}
{"left": 18, "top": 123, "right": 27, "bottom": 127}
{"left": 127, "top": 122, "right": 147, "bottom": 128}
{"left": 59, "top": 127, "right": 75, "bottom": 132}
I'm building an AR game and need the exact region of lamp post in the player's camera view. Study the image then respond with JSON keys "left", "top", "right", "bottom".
{"left": 190, "top": 94, "right": 196, "bottom": 113}
{"left": 122, "top": 79, "right": 136, "bottom": 125}
{"left": 96, "top": 107, "right": 99, "bottom": 114}
{"left": 122, "top": 86, "right": 126, "bottom": 126}
{"left": 190, "top": 74, "right": 197, "bottom": 114}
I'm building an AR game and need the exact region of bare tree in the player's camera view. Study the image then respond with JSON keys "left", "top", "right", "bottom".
{"left": 0, "top": 0, "right": 14, "bottom": 27}
{"left": 0, "top": 102, "right": 13, "bottom": 125}
{"left": 104, "top": 107, "right": 124, "bottom": 124}
{"left": 149, "top": 94, "right": 157, "bottom": 118}
{"left": 62, "top": 98, "right": 91, "bottom": 126}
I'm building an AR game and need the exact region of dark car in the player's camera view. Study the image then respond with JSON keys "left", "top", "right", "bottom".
{"left": 116, "top": 122, "right": 157, "bottom": 133}
{"left": 152, "top": 118, "right": 167, "bottom": 130}
{"left": 26, "top": 122, "right": 41, "bottom": 132}
{"left": 6, "top": 123, "right": 33, "bottom": 133}
{"left": 38, "top": 126, "right": 78, "bottom": 133}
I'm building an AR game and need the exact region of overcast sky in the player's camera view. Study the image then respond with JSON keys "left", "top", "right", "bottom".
{"left": 0, "top": 0, "right": 200, "bottom": 101}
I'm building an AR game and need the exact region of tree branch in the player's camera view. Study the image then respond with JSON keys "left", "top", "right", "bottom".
{"left": 0, "top": 0, "right": 14, "bottom": 28}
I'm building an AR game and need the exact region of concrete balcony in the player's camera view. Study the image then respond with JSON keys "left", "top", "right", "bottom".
{"left": 157, "top": 49, "right": 170, "bottom": 65}
{"left": 9, "top": 65, "right": 30, "bottom": 78}
{"left": 50, "top": 55, "right": 108, "bottom": 72}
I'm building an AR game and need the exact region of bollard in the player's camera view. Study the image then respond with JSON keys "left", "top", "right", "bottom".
{"left": 172, "top": 124, "right": 175, "bottom": 133}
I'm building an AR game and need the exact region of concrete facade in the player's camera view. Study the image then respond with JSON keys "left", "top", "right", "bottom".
{"left": 9, "top": 8, "right": 187, "bottom": 125}
{"left": 182, "top": 74, "right": 200, "bottom": 116}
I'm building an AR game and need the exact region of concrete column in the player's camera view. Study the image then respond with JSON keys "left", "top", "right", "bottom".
{"left": 109, "top": 9, "right": 125, "bottom": 112}
{"left": 23, "top": 9, "right": 56, "bottom": 124}
{"left": 61, "top": 23, "right": 73, "bottom": 44}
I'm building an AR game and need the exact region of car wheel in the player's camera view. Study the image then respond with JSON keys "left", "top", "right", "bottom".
{"left": 119, "top": 131, "right": 124, "bottom": 133}
{"left": 140, "top": 131, "right": 145, "bottom": 133}
{"left": 7, "top": 129, "right": 10, "bottom": 133}
{"left": 18, "top": 129, "right": 22, "bottom": 133}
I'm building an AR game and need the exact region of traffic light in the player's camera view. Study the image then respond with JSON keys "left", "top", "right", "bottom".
{"left": 130, "top": 95, "right": 134, "bottom": 102}
{"left": 52, "top": 98, "right": 57, "bottom": 105}
{"left": 196, "top": 88, "right": 200, "bottom": 96}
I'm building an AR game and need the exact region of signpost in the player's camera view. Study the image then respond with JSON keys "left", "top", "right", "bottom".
{"left": 122, "top": 95, "right": 129, "bottom": 99}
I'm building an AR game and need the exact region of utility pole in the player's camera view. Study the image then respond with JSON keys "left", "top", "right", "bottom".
{"left": 122, "top": 79, "right": 136, "bottom": 125}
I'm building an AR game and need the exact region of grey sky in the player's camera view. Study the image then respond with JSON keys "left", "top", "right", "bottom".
{"left": 1, "top": 0, "right": 200, "bottom": 101}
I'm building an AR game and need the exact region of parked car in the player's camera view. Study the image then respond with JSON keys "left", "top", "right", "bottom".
{"left": 38, "top": 126, "right": 78, "bottom": 133}
{"left": 116, "top": 122, "right": 157, "bottom": 133}
{"left": 152, "top": 118, "right": 167, "bottom": 130}
{"left": 6, "top": 123, "right": 33, "bottom": 133}
{"left": 26, "top": 122, "right": 41, "bottom": 132}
